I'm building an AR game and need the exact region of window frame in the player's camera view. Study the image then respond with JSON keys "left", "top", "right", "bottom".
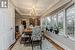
{"left": 65, "top": 3, "right": 75, "bottom": 37}
{"left": 57, "top": 10, "right": 65, "bottom": 34}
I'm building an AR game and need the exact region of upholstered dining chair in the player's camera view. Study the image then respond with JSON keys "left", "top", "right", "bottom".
{"left": 31, "top": 26, "right": 42, "bottom": 50}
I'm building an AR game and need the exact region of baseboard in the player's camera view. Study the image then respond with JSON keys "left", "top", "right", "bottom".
{"left": 7, "top": 40, "right": 16, "bottom": 50}
{"left": 7, "top": 35, "right": 21, "bottom": 50}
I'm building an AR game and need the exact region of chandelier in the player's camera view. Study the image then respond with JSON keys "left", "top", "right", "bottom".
{"left": 31, "top": 5, "right": 36, "bottom": 17}
{"left": 31, "top": 0, "right": 38, "bottom": 18}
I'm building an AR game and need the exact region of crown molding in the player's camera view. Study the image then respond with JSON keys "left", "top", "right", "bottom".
{"left": 41, "top": 0, "right": 71, "bottom": 17}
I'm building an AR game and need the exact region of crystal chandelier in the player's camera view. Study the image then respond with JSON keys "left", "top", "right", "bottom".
{"left": 31, "top": 0, "right": 38, "bottom": 18}
{"left": 31, "top": 6, "right": 36, "bottom": 17}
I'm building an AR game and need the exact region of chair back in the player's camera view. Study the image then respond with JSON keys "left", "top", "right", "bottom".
{"left": 32, "top": 26, "right": 41, "bottom": 37}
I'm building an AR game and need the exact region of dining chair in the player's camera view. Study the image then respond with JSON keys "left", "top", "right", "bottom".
{"left": 31, "top": 26, "right": 42, "bottom": 50}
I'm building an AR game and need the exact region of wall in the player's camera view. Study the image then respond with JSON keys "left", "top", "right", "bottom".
{"left": 73, "top": 0, "right": 75, "bottom": 2}
{"left": 15, "top": 18, "right": 21, "bottom": 26}
{"left": 15, "top": 14, "right": 30, "bottom": 28}
{"left": 15, "top": 17, "right": 29, "bottom": 35}
{"left": 0, "top": 0, "right": 15, "bottom": 50}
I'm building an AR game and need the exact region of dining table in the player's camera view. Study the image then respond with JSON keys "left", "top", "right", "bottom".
{"left": 22, "top": 28, "right": 32, "bottom": 44}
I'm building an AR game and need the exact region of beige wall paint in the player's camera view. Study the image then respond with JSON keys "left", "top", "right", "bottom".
{"left": 73, "top": 0, "right": 75, "bottom": 2}
{"left": 16, "top": 18, "right": 30, "bottom": 28}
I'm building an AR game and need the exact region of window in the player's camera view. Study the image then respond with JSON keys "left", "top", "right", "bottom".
{"left": 46, "top": 17, "right": 51, "bottom": 29}
{"left": 52, "top": 14, "right": 57, "bottom": 29}
{"left": 42, "top": 17, "right": 51, "bottom": 28}
{"left": 58, "top": 10, "right": 64, "bottom": 34}
{"left": 66, "top": 4, "right": 75, "bottom": 37}
{"left": 42, "top": 17, "right": 51, "bottom": 31}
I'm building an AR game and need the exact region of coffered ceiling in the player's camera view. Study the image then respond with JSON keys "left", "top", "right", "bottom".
{"left": 12, "top": 0, "right": 60, "bottom": 16}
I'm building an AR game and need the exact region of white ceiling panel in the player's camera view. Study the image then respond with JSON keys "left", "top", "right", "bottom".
{"left": 12, "top": 0, "right": 60, "bottom": 16}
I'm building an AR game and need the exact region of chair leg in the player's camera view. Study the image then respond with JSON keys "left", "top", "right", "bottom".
{"left": 32, "top": 40, "right": 33, "bottom": 50}
{"left": 40, "top": 37, "right": 42, "bottom": 50}
{"left": 40, "top": 40, "right": 42, "bottom": 50}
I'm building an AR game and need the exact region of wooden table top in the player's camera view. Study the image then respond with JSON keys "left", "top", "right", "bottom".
{"left": 23, "top": 28, "right": 32, "bottom": 33}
